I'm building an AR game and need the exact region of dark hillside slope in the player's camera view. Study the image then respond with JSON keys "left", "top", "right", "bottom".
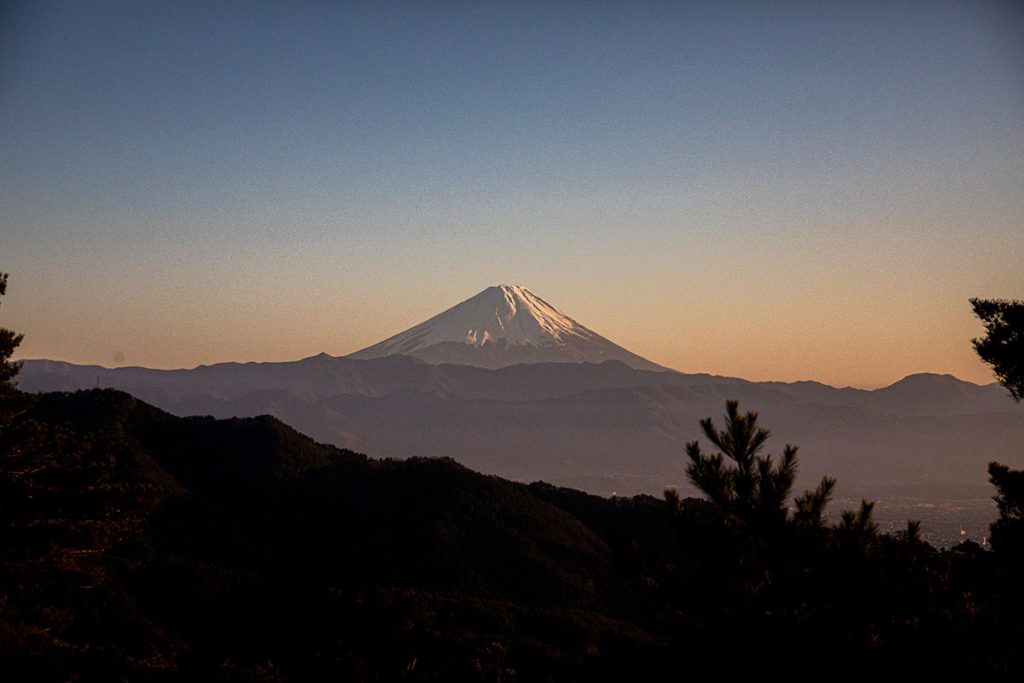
{"left": 27, "top": 390, "right": 623, "bottom": 608}
{"left": 29, "top": 390, "right": 338, "bottom": 497}
{"left": 16, "top": 389, "right": 674, "bottom": 679}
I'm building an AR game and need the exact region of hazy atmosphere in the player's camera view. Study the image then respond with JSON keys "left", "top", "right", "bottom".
{"left": 3, "top": 1, "right": 1023, "bottom": 388}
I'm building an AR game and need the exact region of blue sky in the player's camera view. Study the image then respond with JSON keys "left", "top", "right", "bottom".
{"left": 2, "top": 1, "right": 1022, "bottom": 387}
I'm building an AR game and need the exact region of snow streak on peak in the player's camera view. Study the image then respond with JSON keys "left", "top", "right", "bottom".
{"left": 481, "top": 285, "right": 585, "bottom": 345}
{"left": 347, "top": 285, "right": 668, "bottom": 372}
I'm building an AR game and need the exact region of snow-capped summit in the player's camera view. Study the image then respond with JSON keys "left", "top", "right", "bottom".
{"left": 347, "top": 285, "right": 669, "bottom": 371}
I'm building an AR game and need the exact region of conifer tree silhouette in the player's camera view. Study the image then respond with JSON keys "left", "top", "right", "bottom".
{"left": 665, "top": 400, "right": 837, "bottom": 624}
{"left": 971, "top": 298, "right": 1024, "bottom": 402}
{"left": 971, "top": 298, "right": 1024, "bottom": 561}
{"left": 670, "top": 400, "right": 835, "bottom": 536}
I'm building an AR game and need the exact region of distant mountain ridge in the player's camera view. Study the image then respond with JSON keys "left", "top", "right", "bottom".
{"left": 347, "top": 285, "right": 669, "bottom": 371}
{"left": 16, "top": 355, "right": 1020, "bottom": 500}
{"left": 18, "top": 356, "right": 1009, "bottom": 416}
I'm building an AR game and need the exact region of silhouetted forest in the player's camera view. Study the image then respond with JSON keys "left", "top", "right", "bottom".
{"left": 3, "top": 278, "right": 1024, "bottom": 680}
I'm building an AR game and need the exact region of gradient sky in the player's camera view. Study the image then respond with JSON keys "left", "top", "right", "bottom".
{"left": 2, "top": 1, "right": 1022, "bottom": 389}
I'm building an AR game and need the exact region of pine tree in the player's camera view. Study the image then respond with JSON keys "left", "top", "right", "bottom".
{"left": 669, "top": 400, "right": 836, "bottom": 536}
{"left": 663, "top": 402, "right": 953, "bottom": 672}
{"left": 0, "top": 274, "right": 29, "bottom": 426}
{"left": 665, "top": 401, "right": 837, "bottom": 622}
{"left": 971, "top": 298, "right": 1024, "bottom": 562}
{"left": 970, "top": 297, "right": 1024, "bottom": 402}
{"left": 986, "top": 463, "right": 1024, "bottom": 562}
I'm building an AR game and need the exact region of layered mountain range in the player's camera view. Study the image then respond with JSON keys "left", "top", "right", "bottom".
{"left": 17, "top": 286, "right": 1023, "bottom": 502}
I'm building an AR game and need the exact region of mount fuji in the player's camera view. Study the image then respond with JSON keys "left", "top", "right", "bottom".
{"left": 347, "top": 285, "right": 670, "bottom": 372}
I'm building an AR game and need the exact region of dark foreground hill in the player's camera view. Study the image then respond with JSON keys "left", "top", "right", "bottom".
{"left": 8, "top": 390, "right": 684, "bottom": 681}
{"left": 5, "top": 390, "right": 1023, "bottom": 681}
